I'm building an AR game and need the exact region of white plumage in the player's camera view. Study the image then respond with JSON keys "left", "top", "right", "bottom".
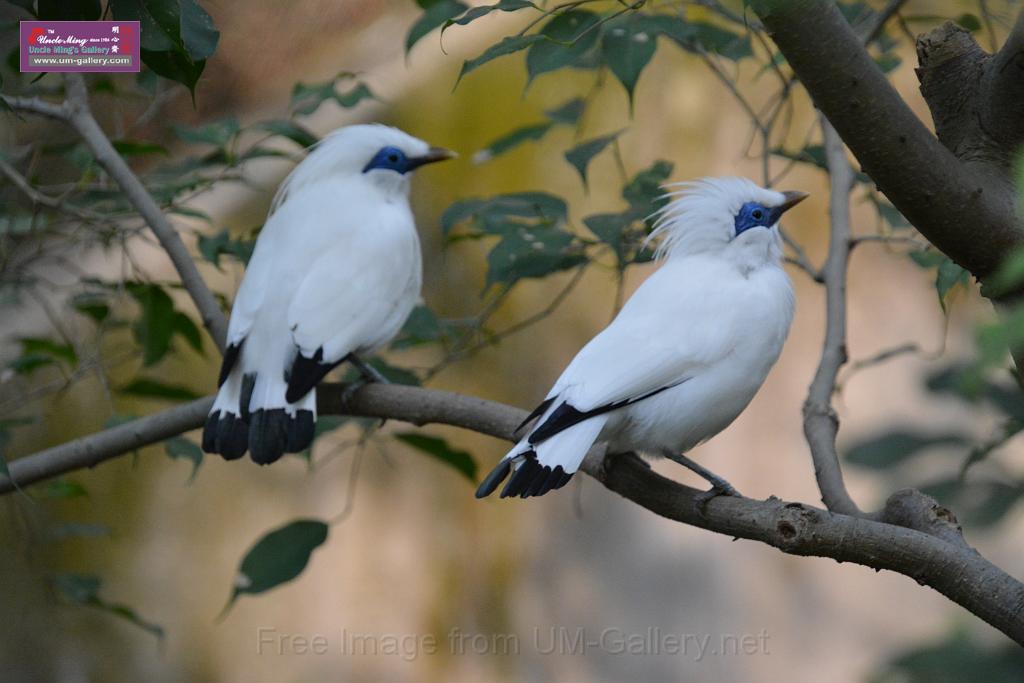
{"left": 203, "top": 124, "right": 453, "bottom": 464}
{"left": 477, "top": 177, "right": 806, "bottom": 499}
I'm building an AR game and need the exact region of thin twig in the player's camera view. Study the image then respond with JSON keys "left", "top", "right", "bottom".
{"left": 802, "top": 115, "right": 861, "bottom": 516}
{"left": 61, "top": 74, "right": 228, "bottom": 350}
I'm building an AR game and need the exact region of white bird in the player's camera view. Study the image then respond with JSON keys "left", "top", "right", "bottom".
{"left": 476, "top": 177, "right": 806, "bottom": 501}
{"left": 203, "top": 124, "right": 454, "bottom": 464}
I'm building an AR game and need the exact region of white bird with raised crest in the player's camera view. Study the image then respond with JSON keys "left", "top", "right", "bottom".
{"left": 203, "top": 124, "right": 454, "bottom": 464}
{"left": 476, "top": 177, "right": 806, "bottom": 502}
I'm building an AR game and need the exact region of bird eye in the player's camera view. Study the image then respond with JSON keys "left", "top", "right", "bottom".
{"left": 387, "top": 153, "right": 399, "bottom": 163}
{"left": 751, "top": 209, "right": 764, "bottom": 220}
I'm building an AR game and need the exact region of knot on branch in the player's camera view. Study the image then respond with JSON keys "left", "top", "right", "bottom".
{"left": 801, "top": 399, "right": 838, "bottom": 424}
{"left": 878, "top": 488, "right": 971, "bottom": 550}
{"left": 771, "top": 501, "right": 825, "bottom": 551}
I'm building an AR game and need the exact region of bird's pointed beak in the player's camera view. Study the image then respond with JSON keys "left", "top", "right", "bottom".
{"left": 778, "top": 190, "right": 810, "bottom": 214}
{"left": 408, "top": 147, "right": 458, "bottom": 171}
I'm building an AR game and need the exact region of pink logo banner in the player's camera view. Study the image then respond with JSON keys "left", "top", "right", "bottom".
{"left": 20, "top": 21, "right": 141, "bottom": 73}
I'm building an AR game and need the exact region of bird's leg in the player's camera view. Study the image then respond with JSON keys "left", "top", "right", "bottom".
{"left": 347, "top": 353, "right": 391, "bottom": 385}
{"left": 341, "top": 354, "right": 391, "bottom": 426}
{"left": 661, "top": 450, "right": 740, "bottom": 517}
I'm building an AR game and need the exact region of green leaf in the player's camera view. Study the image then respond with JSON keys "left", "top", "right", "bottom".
{"left": 37, "top": 0, "right": 101, "bottom": 20}
{"left": 459, "top": 34, "right": 543, "bottom": 82}
{"left": 110, "top": 0, "right": 219, "bottom": 95}
{"left": 355, "top": 358, "right": 421, "bottom": 386}
{"left": 844, "top": 430, "right": 968, "bottom": 469}
{"left": 525, "top": 10, "right": 601, "bottom": 83}
{"left": 72, "top": 293, "right": 110, "bottom": 325}
{"left": 877, "top": 629, "right": 1024, "bottom": 682}
{"left": 406, "top": 0, "right": 468, "bottom": 53}
{"left": 255, "top": 120, "right": 319, "bottom": 148}
{"left": 53, "top": 573, "right": 164, "bottom": 640}
{"left": 43, "top": 479, "right": 89, "bottom": 499}
{"left": 312, "top": 415, "right": 348, "bottom": 440}
{"left": 174, "top": 117, "right": 240, "bottom": 147}
{"left": 690, "top": 21, "right": 752, "bottom": 60}
{"left": 392, "top": 305, "right": 446, "bottom": 349}
{"left": 871, "top": 196, "right": 910, "bottom": 230}
{"left": 394, "top": 433, "right": 477, "bottom": 482}
{"left": 921, "top": 478, "right": 1023, "bottom": 528}
{"left": 9, "top": 337, "right": 77, "bottom": 375}
{"left": 164, "top": 436, "right": 203, "bottom": 482}
{"left": 486, "top": 227, "right": 586, "bottom": 287}
{"left": 473, "top": 122, "right": 553, "bottom": 163}
{"left": 564, "top": 131, "right": 622, "bottom": 187}
{"left": 445, "top": 0, "right": 534, "bottom": 29}
{"left": 49, "top": 523, "right": 111, "bottom": 540}
{"left": 771, "top": 144, "right": 827, "bottom": 170}
{"left": 874, "top": 52, "right": 901, "bottom": 74}
{"left": 291, "top": 75, "right": 375, "bottom": 116}
{"left": 955, "top": 13, "right": 982, "bottom": 32}
{"left": 112, "top": 140, "right": 169, "bottom": 157}
{"left": 585, "top": 213, "right": 629, "bottom": 263}
{"left": 441, "top": 192, "right": 568, "bottom": 238}
{"left": 121, "top": 378, "right": 201, "bottom": 401}
{"left": 651, "top": 15, "right": 751, "bottom": 61}
{"left": 601, "top": 14, "right": 658, "bottom": 103}
{"left": 171, "top": 312, "right": 203, "bottom": 354}
{"left": 623, "top": 159, "right": 673, "bottom": 208}
{"left": 197, "top": 229, "right": 255, "bottom": 268}
{"left": 545, "top": 97, "right": 585, "bottom": 125}
{"left": 980, "top": 245, "right": 1024, "bottom": 299}
{"left": 908, "top": 249, "right": 946, "bottom": 269}
{"left": 223, "top": 519, "right": 329, "bottom": 615}
{"left": 127, "top": 283, "right": 176, "bottom": 365}
{"left": 936, "top": 258, "right": 970, "bottom": 311}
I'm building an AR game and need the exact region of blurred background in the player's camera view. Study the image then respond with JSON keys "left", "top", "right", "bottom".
{"left": 1, "top": 0, "right": 1023, "bottom": 681}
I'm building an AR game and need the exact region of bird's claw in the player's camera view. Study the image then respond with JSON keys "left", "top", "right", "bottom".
{"left": 694, "top": 482, "right": 740, "bottom": 518}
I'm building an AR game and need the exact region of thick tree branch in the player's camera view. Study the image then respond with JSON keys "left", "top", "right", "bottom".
{"left": 1, "top": 382, "right": 1022, "bottom": 643}
{"left": 803, "top": 116, "right": 861, "bottom": 516}
{"left": 985, "top": 12, "right": 1024, "bottom": 158}
{"left": 61, "top": 75, "right": 228, "bottom": 349}
{"left": 751, "top": 0, "right": 1022, "bottom": 282}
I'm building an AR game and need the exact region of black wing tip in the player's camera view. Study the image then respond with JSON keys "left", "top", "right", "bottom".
{"left": 286, "top": 347, "right": 336, "bottom": 404}
{"left": 217, "top": 340, "right": 244, "bottom": 387}
{"left": 515, "top": 397, "right": 555, "bottom": 435}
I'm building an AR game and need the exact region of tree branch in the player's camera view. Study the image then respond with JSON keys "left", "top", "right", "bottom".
{"left": 751, "top": 0, "right": 1022, "bottom": 282}
{"left": 803, "top": 116, "right": 861, "bottom": 516}
{"left": 985, "top": 11, "right": 1024, "bottom": 158}
{"left": 1, "top": 382, "right": 1023, "bottom": 643}
{"left": 1, "top": 93, "right": 69, "bottom": 120}
{"left": 61, "top": 75, "right": 229, "bottom": 350}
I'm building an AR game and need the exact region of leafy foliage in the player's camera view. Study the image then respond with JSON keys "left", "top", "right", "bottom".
{"left": 394, "top": 433, "right": 478, "bottom": 482}
{"left": 110, "top": 0, "right": 220, "bottom": 95}
{"left": 223, "top": 519, "right": 329, "bottom": 615}
{"left": 52, "top": 573, "right": 164, "bottom": 639}
{"left": 164, "top": 436, "right": 203, "bottom": 481}
{"left": 871, "top": 628, "right": 1024, "bottom": 682}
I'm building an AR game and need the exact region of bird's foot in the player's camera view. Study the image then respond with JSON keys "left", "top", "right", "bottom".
{"left": 693, "top": 481, "right": 740, "bottom": 518}
{"left": 340, "top": 379, "right": 365, "bottom": 407}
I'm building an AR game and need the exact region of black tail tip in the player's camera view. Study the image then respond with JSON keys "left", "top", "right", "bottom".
{"left": 476, "top": 453, "right": 573, "bottom": 500}
{"left": 203, "top": 410, "right": 249, "bottom": 460}
{"left": 249, "top": 408, "right": 316, "bottom": 465}
{"left": 475, "top": 459, "right": 512, "bottom": 498}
